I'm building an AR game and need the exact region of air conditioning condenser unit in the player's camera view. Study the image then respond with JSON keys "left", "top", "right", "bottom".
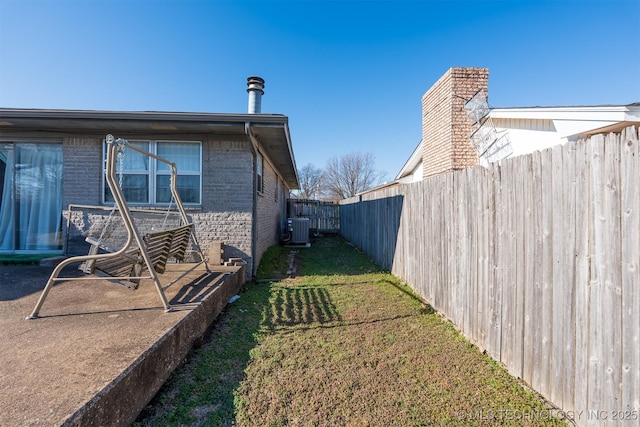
{"left": 289, "top": 218, "right": 310, "bottom": 244}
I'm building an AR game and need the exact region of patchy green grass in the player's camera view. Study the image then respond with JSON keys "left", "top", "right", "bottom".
{"left": 255, "top": 244, "right": 292, "bottom": 280}
{"left": 136, "top": 235, "right": 566, "bottom": 426}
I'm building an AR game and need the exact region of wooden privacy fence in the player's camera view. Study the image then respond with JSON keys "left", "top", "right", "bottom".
{"left": 340, "top": 126, "right": 639, "bottom": 425}
{"left": 288, "top": 199, "right": 340, "bottom": 233}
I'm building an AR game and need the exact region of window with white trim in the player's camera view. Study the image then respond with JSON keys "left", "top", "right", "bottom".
{"left": 103, "top": 140, "right": 202, "bottom": 205}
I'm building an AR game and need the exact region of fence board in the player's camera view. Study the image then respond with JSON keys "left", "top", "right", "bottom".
{"left": 521, "top": 153, "right": 535, "bottom": 387}
{"left": 487, "top": 164, "right": 502, "bottom": 360}
{"left": 395, "top": 186, "right": 408, "bottom": 281}
{"left": 587, "top": 136, "right": 605, "bottom": 426}
{"left": 426, "top": 178, "right": 437, "bottom": 304}
{"left": 445, "top": 172, "right": 455, "bottom": 320}
{"left": 573, "top": 138, "right": 590, "bottom": 417}
{"left": 551, "top": 144, "right": 565, "bottom": 406}
{"left": 500, "top": 157, "right": 517, "bottom": 374}
{"left": 620, "top": 126, "right": 640, "bottom": 416}
{"left": 588, "top": 135, "right": 620, "bottom": 425}
{"left": 487, "top": 162, "right": 497, "bottom": 359}
{"left": 561, "top": 142, "right": 577, "bottom": 410}
{"left": 540, "top": 148, "right": 554, "bottom": 399}
{"left": 416, "top": 182, "right": 426, "bottom": 301}
{"left": 514, "top": 156, "right": 526, "bottom": 380}
{"left": 475, "top": 168, "right": 488, "bottom": 348}
{"left": 457, "top": 172, "right": 466, "bottom": 333}
{"left": 467, "top": 167, "right": 480, "bottom": 345}
{"left": 604, "top": 133, "right": 623, "bottom": 425}
{"left": 530, "top": 150, "right": 544, "bottom": 394}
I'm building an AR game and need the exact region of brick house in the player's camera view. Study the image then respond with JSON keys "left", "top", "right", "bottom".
{"left": 0, "top": 77, "right": 298, "bottom": 278}
{"left": 395, "top": 67, "right": 640, "bottom": 183}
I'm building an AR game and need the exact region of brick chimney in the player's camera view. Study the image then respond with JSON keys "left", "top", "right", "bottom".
{"left": 421, "top": 67, "right": 489, "bottom": 178}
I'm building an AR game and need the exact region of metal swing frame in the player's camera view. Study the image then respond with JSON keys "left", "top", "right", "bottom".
{"left": 27, "top": 134, "right": 209, "bottom": 319}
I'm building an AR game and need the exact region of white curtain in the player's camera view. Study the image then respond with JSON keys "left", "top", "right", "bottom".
{"left": 0, "top": 144, "right": 63, "bottom": 251}
{"left": 122, "top": 141, "right": 149, "bottom": 171}
{"left": 0, "top": 145, "right": 15, "bottom": 249}
{"left": 157, "top": 142, "right": 200, "bottom": 172}
{"left": 156, "top": 142, "right": 201, "bottom": 203}
{"left": 115, "top": 141, "right": 149, "bottom": 204}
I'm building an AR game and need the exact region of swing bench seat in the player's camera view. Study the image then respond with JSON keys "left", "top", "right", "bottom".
{"left": 26, "top": 136, "right": 212, "bottom": 319}
{"left": 82, "top": 224, "right": 194, "bottom": 288}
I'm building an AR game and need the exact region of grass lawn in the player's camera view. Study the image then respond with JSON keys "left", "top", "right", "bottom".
{"left": 135, "top": 235, "right": 566, "bottom": 426}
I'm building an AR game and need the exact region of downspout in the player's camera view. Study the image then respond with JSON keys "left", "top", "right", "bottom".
{"left": 245, "top": 121, "right": 259, "bottom": 279}
{"left": 282, "top": 122, "right": 296, "bottom": 232}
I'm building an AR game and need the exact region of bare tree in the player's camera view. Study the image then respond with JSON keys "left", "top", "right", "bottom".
{"left": 324, "top": 152, "right": 386, "bottom": 199}
{"left": 294, "top": 163, "right": 325, "bottom": 199}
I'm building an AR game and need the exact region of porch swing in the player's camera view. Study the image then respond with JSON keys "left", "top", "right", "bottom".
{"left": 26, "top": 134, "right": 209, "bottom": 319}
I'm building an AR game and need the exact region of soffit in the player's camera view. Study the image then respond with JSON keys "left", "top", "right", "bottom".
{"left": 0, "top": 108, "right": 299, "bottom": 188}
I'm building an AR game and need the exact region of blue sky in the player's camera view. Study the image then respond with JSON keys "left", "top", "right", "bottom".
{"left": 1, "top": 0, "right": 639, "bottom": 180}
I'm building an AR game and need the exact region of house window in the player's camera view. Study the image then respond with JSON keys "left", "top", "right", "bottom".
{"left": 256, "top": 152, "right": 264, "bottom": 193}
{"left": 103, "top": 140, "right": 202, "bottom": 205}
{"left": 0, "top": 142, "right": 63, "bottom": 251}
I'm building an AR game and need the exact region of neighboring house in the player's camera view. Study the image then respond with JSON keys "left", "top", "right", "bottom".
{"left": 395, "top": 67, "right": 640, "bottom": 183}
{"left": 0, "top": 77, "right": 299, "bottom": 278}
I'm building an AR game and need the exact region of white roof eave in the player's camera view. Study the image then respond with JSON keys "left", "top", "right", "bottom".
{"left": 395, "top": 140, "right": 423, "bottom": 180}
{"left": 489, "top": 105, "right": 640, "bottom": 122}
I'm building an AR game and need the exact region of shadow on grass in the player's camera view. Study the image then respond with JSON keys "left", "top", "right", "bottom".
{"left": 135, "top": 236, "right": 381, "bottom": 426}
{"left": 268, "top": 285, "right": 341, "bottom": 327}
{"left": 270, "top": 313, "right": 415, "bottom": 336}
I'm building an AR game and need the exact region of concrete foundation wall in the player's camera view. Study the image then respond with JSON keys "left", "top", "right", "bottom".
{"left": 62, "top": 265, "right": 246, "bottom": 427}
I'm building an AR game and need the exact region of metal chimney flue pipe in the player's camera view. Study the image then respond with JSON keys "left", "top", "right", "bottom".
{"left": 247, "top": 76, "right": 265, "bottom": 114}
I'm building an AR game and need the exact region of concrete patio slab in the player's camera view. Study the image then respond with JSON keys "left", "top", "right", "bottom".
{"left": 0, "top": 261, "right": 245, "bottom": 427}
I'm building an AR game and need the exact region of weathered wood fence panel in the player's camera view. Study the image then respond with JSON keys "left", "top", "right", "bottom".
{"left": 287, "top": 199, "right": 340, "bottom": 233}
{"left": 339, "top": 127, "right": 640, "bottom": 425}
{"left": 621, "top": 125, "right": 640, "bottom": 425}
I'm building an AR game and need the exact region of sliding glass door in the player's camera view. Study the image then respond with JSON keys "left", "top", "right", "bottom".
{"left": 0, "top": 143, "right": 63, "bottom": 252}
